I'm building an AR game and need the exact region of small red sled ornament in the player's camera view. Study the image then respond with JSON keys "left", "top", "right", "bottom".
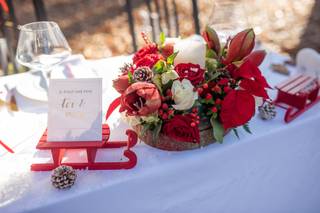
{"left": 273, "top": 74, "right": 320, "bottom": 123}
{"left": 31, "top": 98, "right": 138, "bottom": 171}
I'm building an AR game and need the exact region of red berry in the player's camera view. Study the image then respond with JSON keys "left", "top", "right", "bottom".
{"left": 158, "top": 109, "right": 163, "bottom": 115}
{"left": 202, "top": 83, "right": 208, "bottom": 89}
{"left": 205, "top": 93, "right": 212, "bottom": 100}
{"left": 196, "top": 116, "right": 200, "bottom": 120}
{"left": 161, "top": 96, "right": 166, "bottom": 101}
{"left": 196, "top": 120, "right": 200, "bottom": 124}
{"left": 211, "top": 107, "right": 217, "bottom": 113}
{"left": 162, "top": 113, "right": 168, "bottom": 120}
{"left": 190, "top": 122, "right": 196, "bottom": 127}
{"left": 168, "top": 109, "right": 174, "bottom": 115}
{"left": 192, "top": 107, "right": 198, "bottom": 113}
{"left": 166, "top": 89, "right": 172, "bottom": 97}
{"left": 215, "top": 98, "right": 221, "bottom": 105}
{"left": 224, "top": 86, "right": 230, "bottom": 93}
{"left": 162, "top": 103, "right": 168, "bottom": 110}
{"left": 213, "top": 85, "right": 221, "bottom": 93}
{"left": 197, "top": 87, "right": 203, "bottom": 95}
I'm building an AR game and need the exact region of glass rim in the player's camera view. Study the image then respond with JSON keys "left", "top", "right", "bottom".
{"left": 18, "top": 21, "right": 59, "bottom": 32}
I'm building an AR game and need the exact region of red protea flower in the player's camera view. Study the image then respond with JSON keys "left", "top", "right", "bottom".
{"left": 119, "top": 82, "right": 161, "bottom": 116}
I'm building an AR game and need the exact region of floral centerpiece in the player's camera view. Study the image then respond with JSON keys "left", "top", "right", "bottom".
{"left": 112, "top": 26, "right": 269, "bottom": 151}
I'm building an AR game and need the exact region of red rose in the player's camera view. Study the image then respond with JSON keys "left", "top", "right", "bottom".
{"left": 119, "top": 82, "right": 161, "bottom": 116}
{"left": 133, "top": 43, "right": 158, "bottom": 64}
{"left": 175, "top": 63, "right": 205, "bottom": 86}
{"left": 135, "top": 54, "right": 163, "bottom": 68}
{"left": 112, "top": 74, "right": 130, "bottom": 94}
{"left": 162, "top": 114, "right": 200, "bottom": 143}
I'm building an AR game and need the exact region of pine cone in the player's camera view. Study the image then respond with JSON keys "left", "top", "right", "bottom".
{"left": 258, "top": 102, "right": 276, "bottom": 120}
{"left": 51, "top": 165, "right": 77, "bottom": 189}
{"left": 133, "top": 66, "right": 153, "bottom": 82}
{"left": 120, "top": 63, "right": 133, "bottom": 74}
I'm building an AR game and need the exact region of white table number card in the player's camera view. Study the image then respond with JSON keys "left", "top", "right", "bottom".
{"left": 48, "top": 78, "right": 102, "bottom": 142}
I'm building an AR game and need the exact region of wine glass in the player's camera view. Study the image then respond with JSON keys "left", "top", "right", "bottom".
{"left": 207, "top": 0, "right": 249, "bottom": 43}
{"left": 16, "top": 21, "right": 71, "bottom": 78}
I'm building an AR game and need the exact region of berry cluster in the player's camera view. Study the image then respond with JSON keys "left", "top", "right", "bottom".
{"left": 197, "top": 76, "right": 238, "bottom": 116}
{"left": 190, "top": 107, "right": 200, "bottom": 127}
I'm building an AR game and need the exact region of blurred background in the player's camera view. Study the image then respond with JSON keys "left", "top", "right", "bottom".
{"left": 0, "top": 0, "right": 319, "bottom": 75}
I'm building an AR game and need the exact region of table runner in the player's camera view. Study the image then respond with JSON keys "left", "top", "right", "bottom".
{"left": 0, "top": 53, "right": 319, "bottom": 213}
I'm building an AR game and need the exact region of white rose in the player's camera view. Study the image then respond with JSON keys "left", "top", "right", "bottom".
{"left": 173, "top": 35, "right": 206, "bottom": 68}
{"left": 171, "top": 79, "right": 198, "bottom": 110}
{"left": 161, "top": 69, "right": 179, "bottom": 84}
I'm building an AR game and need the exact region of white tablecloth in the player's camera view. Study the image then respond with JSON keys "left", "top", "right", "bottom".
{"left": 0, "top": 53, "right": 320, "bottom": 213}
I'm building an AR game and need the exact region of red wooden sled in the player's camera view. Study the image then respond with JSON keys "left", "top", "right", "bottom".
{"left": 273, "top": 74, "right": 320, "bottom": 123}
{"left": 31, "top": 97, "right": 138, "bottom": 171}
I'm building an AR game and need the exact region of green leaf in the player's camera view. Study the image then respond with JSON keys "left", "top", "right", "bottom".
{"left": 127, "top": 71, "right": 134, "bottom": 83}
{"left": 140, "top": 124, "right": 150, "bottom": 137}
{"left": 243, "top": 123, "right": 252, "bottom": 134}
{"left": 152, "top": 74, "right": 163, "bottom": 95}
{"left": 153, "top": 60, "right": 166, "bottom": 74}
{"left": 167, "top": 51, "right": 179, "bottom": 65}
{"left": 206, "top": 48, "right": 218, "bottom": 59}
{"left": 152, "top": 121, "right": 162, "bottom": 143}
{"left": 210, "top": 116, "right": 224, "bottom": 143}
{"left": 208, "top": 71, "right": 221, "bottom": 82}
{"left": 205, "top": 58, "right": 218, "bottom": 73}
{"left": 159, "top": 32, "right": 166, "bottom": 45}
{"left": 232, "top": 128, "right": 240, "bottom": 139}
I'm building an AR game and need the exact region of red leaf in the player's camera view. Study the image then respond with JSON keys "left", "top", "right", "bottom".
{"left": 220, "top": 90, "right": 255, "bottom": 129}
{"left": 240, "top": 79, "right": 269, "bottom": 99}
{"left": 233, "top": 60, "right": 271, "bottom": 89}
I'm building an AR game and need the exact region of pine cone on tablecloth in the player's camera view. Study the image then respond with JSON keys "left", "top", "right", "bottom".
{"left": 258, "top": 102, "right": 276, "bottom": 120}
{"left": 120, "top": 63, "right": 133, "bottom": 74}
{"left": 51, "top": 165, "right": 77, "bottom": 189}
{"left": 133, "top": 66, "right": 153, "bottom": 82}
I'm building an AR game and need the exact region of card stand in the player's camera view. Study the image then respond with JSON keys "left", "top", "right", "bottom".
{"left": 31, "top": 124, "right": 138, "bottom": 171}
{"left": 273, "top": 74, "right": 320, "bottom": 123}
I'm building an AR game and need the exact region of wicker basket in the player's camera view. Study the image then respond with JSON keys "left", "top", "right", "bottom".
{"left": 133, "top": 123, "right": 220, "bottom": 151}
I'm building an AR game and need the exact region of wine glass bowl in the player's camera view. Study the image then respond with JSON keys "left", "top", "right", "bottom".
{"left": 16, "top": 21, "right": 71, "bottom": 71}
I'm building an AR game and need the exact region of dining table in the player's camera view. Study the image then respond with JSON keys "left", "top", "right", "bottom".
{"left": 0, "top": 52, "right": 319, "bottom": 213}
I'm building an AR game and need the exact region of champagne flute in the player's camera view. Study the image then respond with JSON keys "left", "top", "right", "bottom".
{"left": 16, "top": 21, "right": 71, "bottom": 89}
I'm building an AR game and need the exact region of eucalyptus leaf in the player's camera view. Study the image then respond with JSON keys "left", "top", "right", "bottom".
{"left": 210, "top": 117, "right": 224, "bottom": 143}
